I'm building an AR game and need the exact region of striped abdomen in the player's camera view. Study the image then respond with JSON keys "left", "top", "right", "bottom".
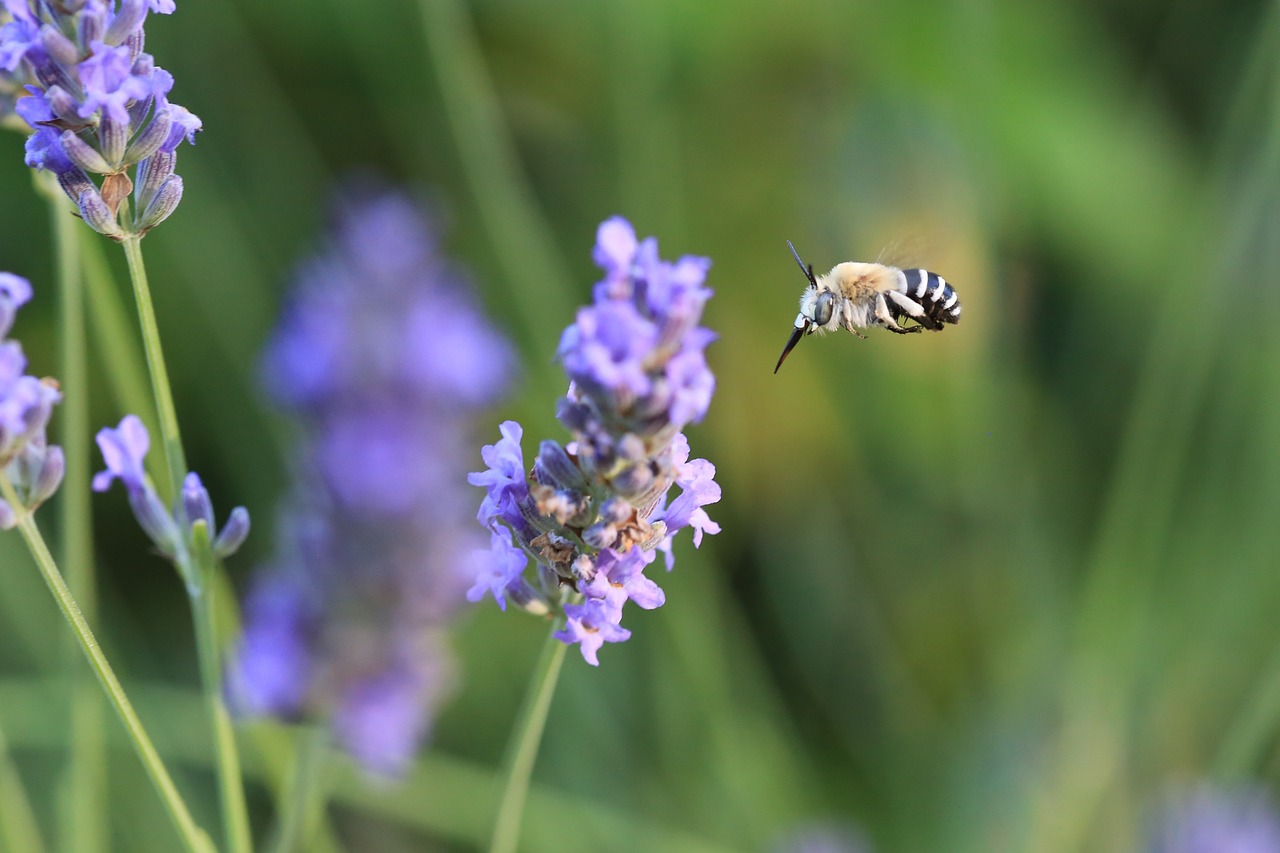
{"left": 897, "top": 268, "right": 961, "bottom": 330}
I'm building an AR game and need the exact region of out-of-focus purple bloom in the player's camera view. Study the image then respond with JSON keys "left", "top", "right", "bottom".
{"left": 332, "top": 655, "right": 451, "bottom": 777}
{"left": 231, "top": 185, "right": 514, "bottom": 775}
{"left": 0, "top": 272, "right": 61, "bottom": 528}
{"left": 0, "top": 272, "right": 30, "bottom": 336}
{"left": 1148, "top": 787, "right": 1280, "bottom": 853}
{"left": 770, "top": 823, "right": 875, "bottom": 853}
{"left": 225, "top": 572, "right": 313, "bottom": 718}
{"left": 0, "top": 0, "right": 198, "bottom": 237}
{"left": 470, "top": 217, "right": 720, "bottom": 666}
{"left": 92, "top": 415, "right": 248, "bottom": 565}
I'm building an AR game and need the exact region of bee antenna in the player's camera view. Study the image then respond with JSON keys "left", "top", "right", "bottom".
{"left": 787, "top": 240, "right": 818, "bottom": 288}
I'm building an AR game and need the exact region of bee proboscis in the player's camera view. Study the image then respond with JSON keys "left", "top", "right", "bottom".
{"left": 774, "top": 241, "right": 962, "bottom": 373}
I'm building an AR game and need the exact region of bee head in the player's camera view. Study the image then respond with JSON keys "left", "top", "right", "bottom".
{"left": 812, "top": 290, "right": 835, "bottom": 327}
{"left": 777, "top": 240, "right": 827, "bottom": 373}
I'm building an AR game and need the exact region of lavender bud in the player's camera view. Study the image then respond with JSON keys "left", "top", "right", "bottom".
{"left": 582, "top": 521, "right": 617, "bottom": 550}
{"left": 76, "top": 187, "right": 124, "bottom": 238}
{"left": 611, "top": 459, "right": 655, "bottom": 497}
{"left": 59, "top": 130, "right": 112, "bottom": 174}
{"left": 616, "top": 433, "right": 648, "bottom": 463}
{"left": 97, "top": 115, "right": 128, "bottom": 167}
{"left": 39, "top": 25, "right": 78, "bottom": 68}
{"left": 133, "top": 150, "right": 174, "bottom": 211}
{"left": 124, "top": 107, "right": 172, "bottom": 163}
{"left": 504, "top": 577, "right": 551, "bottom": 616}
{"left": 518, "top": 492, "right": 561, "bottom": 534}
{"left": 127, "top": 481, "right": 183, "bottom": 559}
{"left": 0, "top": 500, "right": 14, "bottom": 530}
{"left": 45, "top": 86, "right": 82, "bottom": 124}
{"left": 534, "top": 440, "right": 587, "bottom": 491}
{"left": 181, "top": 472, "right": 215, "bottom": 530}
{"left": 78, "top": 9, "right": 105, "bottom": 45}
{"left": 535, "top": 561, "right": 567, "bottom": 600}
{"left": 213, "top": 506, "right": 250, "bottom": 559}
{"left": 104, "top": 0, "right": 148, "bottom": 46}
{"left": 600, "top": 496, "right": 632, "bottom": 525}
{"left": 54, "top": 167, "right": 96, "bottom": 206}
{"left": 27, "top": 443, "right": 65, "bottom": 508}
{"left": 135, "top": 174, "right": 182, "bottom": 232}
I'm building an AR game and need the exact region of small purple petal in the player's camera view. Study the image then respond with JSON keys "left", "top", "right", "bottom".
{"left": 466, "top": 527, "right": 528, "bottom": 611}
{"left": 592, "top": 216, "right": 638, "bottom": 280}
{"left": 554, "top": 599, "right": 631, "bottom": 666}
{"left": 469, "top": 420, "right": 528, "bottom": 526}
{"left": 92, "top": 414, "right": 150, "bottom": 492}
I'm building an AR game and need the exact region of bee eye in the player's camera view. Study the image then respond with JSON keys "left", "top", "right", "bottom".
{"left": 813, "top": 291, "right": 834, "bottom": 326}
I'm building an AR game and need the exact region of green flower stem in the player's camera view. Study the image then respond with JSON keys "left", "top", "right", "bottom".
{"left": 489, "top": 622, "right": 568, "bottom": 853}
{"left": 79, "top": 231, "right": 163, "bottom": 470}
{"left": 0, "top": 715, "right": 47, "bottom": 853}
{"left": 120, "top": 237, "right": 252, "bottom": 851}
{"left": 189, "top": 524, "right": 254, "bottom": 853}
{"left": 40, "top": 172, "right": 106, "bottom": 853}
{"left": 120, "top": 235, "right": 186, "bottom": 503}
{"left": 0, "top": 473, "right": 213, "bottom": 853}
{"left": 269, "top": 727, "right": 333, "bottom": 853}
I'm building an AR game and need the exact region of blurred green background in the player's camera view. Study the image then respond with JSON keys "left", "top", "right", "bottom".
{"left": 3, "top": 0, "right": 1280, "bottom": 850}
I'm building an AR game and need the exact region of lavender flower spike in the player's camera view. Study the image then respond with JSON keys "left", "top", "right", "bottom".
{"left": 470, "top": 216, "right": 721, "bottom": 666}
{"left": 229, "top": 184, "right": 515, "bottom": 776}
{"left": 93, "top": 415, "right": 248, "bottom": 570}
{"left": 0, "top": 0, "right": 199, "bottom": 237}
{"left": 0, "top": 272, "right": 62, "bottom": 528}
{"left": 1147, "top": 787, "right": 1280, "bottom": 853}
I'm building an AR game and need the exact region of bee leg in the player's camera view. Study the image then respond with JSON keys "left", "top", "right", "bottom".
{"left": 874, "top": 293, "right": 923, "bottom": 334}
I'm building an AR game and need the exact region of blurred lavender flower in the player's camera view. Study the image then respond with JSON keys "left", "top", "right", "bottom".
{"left": 228, "top": 187, "right": 514, "bottom": 776}
{"left": 1147, "top": 787, "right": 1280, "bottom": 853}
{"left": 92, "top": 415, "right": 248, "bottom": 575}
{"left": 770, "top": 823, "right": 875, "bottom": 853}
{"left": 0, "top": 0, "right": 199, "bottom": 237}
{"left": 470, "top": 216, "right": 720, "bottom": 666}
{"left": 0, "top": 272, "right": 63, "bottom": 528}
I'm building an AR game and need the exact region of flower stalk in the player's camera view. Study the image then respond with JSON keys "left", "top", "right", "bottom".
{"left": 0, "top": 471, "right": 213, "bottom": 853}
{"left": 488, "top": 622, "right": 569, "bottom": 853}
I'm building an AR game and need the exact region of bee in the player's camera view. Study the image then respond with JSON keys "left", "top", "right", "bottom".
{"left": 774, "top": 240, "right": 961, "bottom": 373}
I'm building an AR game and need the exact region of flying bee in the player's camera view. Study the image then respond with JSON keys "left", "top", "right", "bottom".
{"left": 774, "top": 241, "right": 962, "bottom": 373}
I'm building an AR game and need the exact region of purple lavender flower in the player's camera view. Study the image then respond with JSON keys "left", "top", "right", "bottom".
{"left": 230, "top": 185, "right": 514, "bottom": 776}
{"left": 468, "top": 420, "right": 529, "bottom": 531}
{"left": 1148, "top": 787, "right": 1280, "bottom": 853}
{"left": 92, "top": 415, "right": 248, "bottom": 565}
{"left": 0, "top": 272, "right": 62, "bottom": 529}
{"left": 553, "top": 599, "right": 632, "bottom": 667}
{"left": 770, "top": 823, "right": 875, "bottom": 853}
{"left": 470, "top": 216, "right": 720, "bottom": 666}
{"left": 0, "top": 0, "right": 198, "bottom": 237}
